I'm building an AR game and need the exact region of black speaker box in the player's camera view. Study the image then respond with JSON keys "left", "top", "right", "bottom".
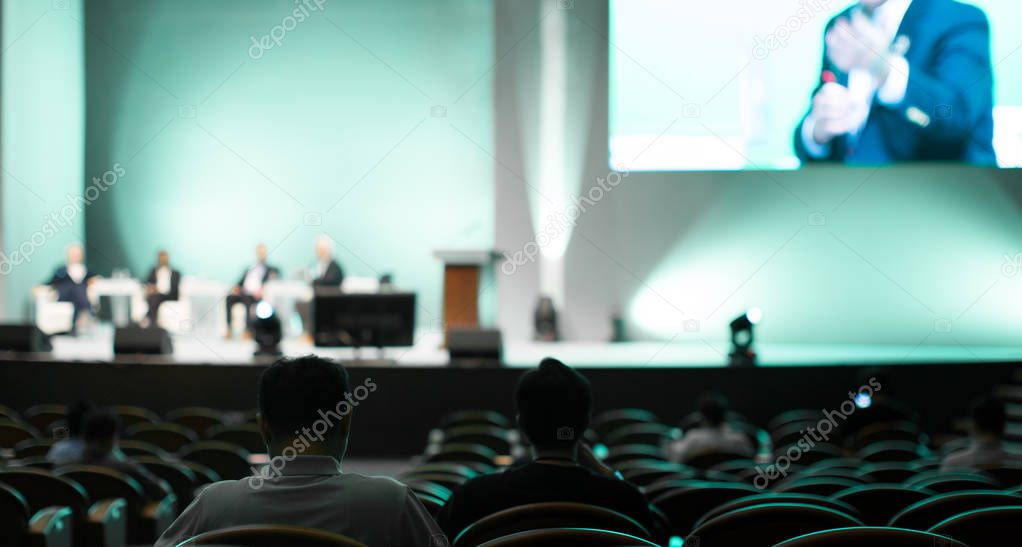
{"left": 448, "top": 328, "right": 502, "bottom": 367}
{"left": 114, "top": 327, "right": 173, "bottom": 355}
{"left": 0, "top": 324, "right": 52, "bottom": 352}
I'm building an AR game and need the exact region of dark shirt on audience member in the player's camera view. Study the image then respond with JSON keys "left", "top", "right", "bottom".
{"left": 436, "top": 461, "right": 655, "bottom": 540}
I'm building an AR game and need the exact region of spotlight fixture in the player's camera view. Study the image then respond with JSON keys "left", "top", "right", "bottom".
{"left": 252, "top": 301, "right": 282, "bottom": 356}
{"left": 728, "top": 307, "right": 761, "bottom": 367}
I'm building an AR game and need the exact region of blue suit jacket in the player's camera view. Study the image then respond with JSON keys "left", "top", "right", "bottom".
{"left": 795, "top": 0, "right": 995, "bottom": 165}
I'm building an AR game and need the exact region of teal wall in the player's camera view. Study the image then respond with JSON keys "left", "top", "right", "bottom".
{"left": 1, "top": 0, "right": 86, "bottom": 319}
{"left": 83, "top": 0, "right": 494, "bottom": 326}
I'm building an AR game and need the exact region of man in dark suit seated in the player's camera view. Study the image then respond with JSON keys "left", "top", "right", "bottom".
{"left": 225, "top": 243, "right": 280, "bottom": 339}
{"left": 436, "top": 358, "right": 656, "bottom": 541}
{"left": 794, "top": 0, "right": 995, "bottom": 165}
{"left": 143, "top": 250, "right": 181, "bottom": 328}
{"left": 297, "top": 237, "right": 345, "bottom": 339}
{"left": 47, "top": 243, "right": 97, "bottom": 332}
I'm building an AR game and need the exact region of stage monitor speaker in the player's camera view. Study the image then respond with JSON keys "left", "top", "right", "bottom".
{"left": 448, "top": 328, "right": 502, "bottom": 368}
{"left": 0, "top": 324, "right": 52, "bottom": 353}
{"left": 114, "top": 327, "right": 173, "bottom": 355}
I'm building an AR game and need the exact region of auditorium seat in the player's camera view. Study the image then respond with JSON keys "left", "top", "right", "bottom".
{"left": 398, "top": 471, "right": 467, "bottom": 492}
{"left": 773, "top": 526, "right": 967, "bottom": 547}
{"left": 0, "top": 403, "right": 19, "bottom": 421}
{"left": 108, "top": 406, "right": 161, "bottom": 427}
{"left": 56, "top": 464, "right": 176, "bottom": 544}
{"left": 767, "top": 409, "right": 820, "bottom": 433}
{"left": 178, "top": 524, "right": 368, "bottom": 546}
{"left": 403, "top": 479, "right": 452, "bottom": 503}
{"left": 21, "top": 404, "right": 66, "bottom": 435}
{"left": 205, "top": 424, "right": 266, "bottom": 454}
{"left": 774, "top": 476, "right": 862, "bottom": 497}
{"left": 424, "top": 443, "right": 497, "bottom": 467}
{"left": 855, "top": 462, "right": 916, "bottom": 483}
{"left": 0, "top": 467, "right": 128, "bottom": 547}
{"left": 692, "top": 493, "right": 860, "bottom": 530}
{"left": 603, "top": 444, "right": 667, "bottom": 466}
{"left": 178, "top": 460, "right": 222, "bottom": 486}
{"left": 591, "top": 408, "right": 659, "bottom": 439}
{"left": 438, "top": 425, "right": 513, "bottom": 454}
{"left": 771, "top": 422, "right": 817, "bottom": 449}
{"left": 831, "top": 484, "right": 935, "bottom": 525}
{"left": 603, "top": 422, "right": 676, "bottom": 447}
{"left": 650, "top": 480, "right": 760, "bottom": 535}
{"left": 908, "top": 473, "right": 1001, "bottom": 493}
{"left": 706, "top": 458, "right": 757, "bottom": 478}
{"left": 450, "top": 502, "right": 651, "bottom": 547}
{"left": 888, "top": 490, "right": 1022, "bottom": 530}
{"left": 685, "top": 503, "right": 862, "bottom": 547}
{"left": 165, "top": 407, "right": 227, "bottom": 436}
{"left": 403, "top": 462, "right": 480, "bottom": 481}
{"left": 0, "top": 482, "right": 30, "bottom": 547}
{"left": 856, "top": 441, "right": 926, "bottom": 463}
{"left": 438, "top": 410, "right": 511, "bottom": 431}
{"left": 928, "top": 505, "right": 1022, "bottom": 547}
{"left": 13, "top": 438, "right": 55, "bottom": 459}
{"left": 683, "top": 449, "right": 751, "bottom": 470}
{"left": 178, "top": 441, "right": 252, "bottom": 481}
{"left": 125, "top": 422, "right": 198, "bottom": 452}
{"left": 797, "top": 466, "right": 864, "bottom": 482}
{"left": 134, "top": 456, "right": 201, "bottom": 508}
{"left": 413, "top": 492, "right": 444, "bottom": 517}
{"left": 976, "top": 463, "right": 1022, "bottom": 488}
{"left": 476, "top": 528, "right": 658, "bottom": 546}
{"left": 850, "top": 420, "right": 923, "bottom": 451}
{"left": 0, "top": 419, "right": 39, "bottom": 448}
{"left": 804, "top": 458, "right": 863, "bottom": 472}
{"left": 118, "top": 440, "right": 172, "bottom": 459}
{"left": 619, "top": 461, "right": 695, "bottom": 486}
{"left": 773, "top": 443, "right": 842, "bottom": 465}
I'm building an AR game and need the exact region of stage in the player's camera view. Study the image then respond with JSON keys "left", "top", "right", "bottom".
{"left": 37, "top": 324, "right": 1022, "bottom": 368}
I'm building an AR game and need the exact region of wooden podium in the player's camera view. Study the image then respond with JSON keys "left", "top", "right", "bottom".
{"left": 434, "top": 249, "right": 499, "bottom": 339}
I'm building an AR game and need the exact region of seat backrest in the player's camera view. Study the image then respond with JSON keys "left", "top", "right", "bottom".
{"left": 0, "top": 419, "right": 39, "bottom": 448}
{"left": 125, "top": 422, "right": 198, "bottom": 452}
{"left": 855, "top": 462, "right": 916, "bottom": 483}
{"left": 856, "top": 441, "right": 925, "bottom": 463}
{"left": 179, "top": 524, "right": 369, "bottom": 546}
{"left": 54, "top": 465, "right": 145, "bottom": 513}
{"left": 775, "top": 476, "right": 862, "bottom": 497}
{"left": 165, "top": 407, "right": 227, "bottom": 436}
{"left": 119, "top": 439, "right": 173, "bottom": 459}
{"left": 773, "top": 526, "right": 967, "bottom": 547}
{"left": 0, "top": 468, "right": 91, "bottom": 545}
{"left": 134, "top": 456, "right": 199, "bottom": 507}
{"left": 651, "top": 481, "right": 760, "bottom": 536}
{"left": 109, "top": 405, "right": 161, "bottom": 427}
{"left": 0, "top": 482, "right": 30, "bottom": 547}
{"left": 928, "top": 505, "right": 1022, "bottom": 546}
{"left": 831, "top": 484, "right": 935, "bottom": 526}
{"left": 438, "top": 410, "right": 511, "bottom": 430}
{"left": 592, "top": 408, "right": 659, "bottom": 439}
{"left": 888, "top": 490, "right": 1022, "bottom": 530}
{"left": 694, "top": 493, "right": 860, "bottom": 529}
{"left": 206, "top": 424, "right": 266, "bottom": 454}
{"left": 909, "top": 473, "right": 1001, "bottom": 493}
{"left": 976, "top": 463, "right": 1022, "bottom": 488}
{"left": 684, "top": 449, "right": 752, "bottom": 470}
{"left": 477, "top": 527, "right": 659, "bottom": 547}
{"left": 22, "top": 404, "right": 66, "bottom": 434}
{"left": 425, "top": 443, "right": 497, "bottom": 466}
{"left": 604, "top": 423, "right": 674, "bottom": 447}
{"left": 178, "top": 441, "right": 253, "bottom": 480}
{"left": 13, "top": 438, "right": 55, "bottom": 458}
{"left": 452, "top": 502, "right": 651, "bottom": 547}
{"left": 604, "top": 444, "right": 667, "bottom": 466}
{"left": 441, "top": 425, "right": 512, "bottom": 454}
{"left": 686, "top": 503, "right": 861, "bottom": 547}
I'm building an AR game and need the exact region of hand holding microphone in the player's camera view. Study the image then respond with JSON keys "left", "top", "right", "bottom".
{"left": 809, "top": 81, "right": 855, "bottom": 145}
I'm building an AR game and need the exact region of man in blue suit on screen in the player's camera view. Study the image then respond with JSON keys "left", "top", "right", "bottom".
{"left": 794, "top": 0, "right": 996, "bottom": 165}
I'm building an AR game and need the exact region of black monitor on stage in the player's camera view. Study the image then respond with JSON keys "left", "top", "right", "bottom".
{"left": 313, "top": 289, "right": 416, "bottom": 348}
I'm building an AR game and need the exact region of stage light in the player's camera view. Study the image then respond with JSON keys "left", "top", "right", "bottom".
{"left": 854, "top": 392, "right": 873, "bottom": 409}
{"left": 252, "top": 301, "right": 282, "bottom": 356}
{"left": 728, "top": 309, "right": 760, "bottom": 367}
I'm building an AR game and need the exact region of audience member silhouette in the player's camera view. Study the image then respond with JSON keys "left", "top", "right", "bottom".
{"left": 666, "top": 392, "right": 753, "bottom": 463}
{"left": 943, "top": 396, "right": 1022, "bottom": 469}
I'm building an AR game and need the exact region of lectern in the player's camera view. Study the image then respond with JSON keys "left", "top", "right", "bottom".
{"left": 433, "top": 249, "right": 500, "bottom": 338}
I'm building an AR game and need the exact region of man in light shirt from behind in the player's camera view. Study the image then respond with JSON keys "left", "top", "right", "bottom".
{"left": 943, "top": 396, "right": 1022, "bottom": 470}
{"left": 156, "top": 355, "right": 446, "bottom": 547}
{"left": 667, "top": 393, "right": 753, "bottom": 464}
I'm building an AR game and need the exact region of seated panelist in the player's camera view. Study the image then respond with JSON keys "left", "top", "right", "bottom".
{"left": 226, "top": 243, "right": 280, "bottom": 338}
{"left": 312, "top": 235, "right": 344, "bottom": 287}
{"left": 143, "top": 249, "right": 181, "bottom": 328}
{"left": 47, "top": 243, "right": 98, "bottom": 332}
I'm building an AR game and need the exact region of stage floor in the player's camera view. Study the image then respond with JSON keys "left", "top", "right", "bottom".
{"left": 44, "top": 325, "right": 1022, "bottom": 367}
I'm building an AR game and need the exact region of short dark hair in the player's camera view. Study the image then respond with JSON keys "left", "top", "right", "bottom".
{"left": 972, "top": 396, "right": 1006, "bottom": 436}
{"left": 82, "top": 410, "right": 120, "bottom": 443}
{"left": 698, "top": 392, "right": 729, "bottom": 427}
{"left": 66, "top": 400, "right": 96, "bottom": 437}
{"left": 516, "top": 357, "right": 591, "bottom": 447}
{"left": 259, "top": 355, "right": 351, "bottom": 436}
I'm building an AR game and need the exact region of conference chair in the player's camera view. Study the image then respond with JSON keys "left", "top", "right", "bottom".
{"left": 178, "top": 460, "right": 222, "bottom": 487}
{"left": 424, "top": 442, "right": 497, "bottom": 467}
{"left": 14, "top": 438, "right": 55, "bottom": 459}
{"left": 771, "top": 423, "right": 818, "bottom": 450}
{"left": 928, "top": 505, "right": 1022, "bottom": 547}
{"left": 403, "top": 480, "right": 452, "bottom": 503}
{"left": 620, "top": 462, "right": 695, "bottom": 486}
{"left": 438, "top": 410, "right": 511, "bottom": 431}
{"left": 451, "top": 502, "right": 652, "bottom": 547}
{"left": 692, "top": 493, "right": 859, "bottom": 530}
{"left": 803, "top": 458, "right": 863, "bottom": 472}
{"left": 772, "top": 443, "right": 842, "bottom": 465}
{"left": 650, "top": 480, "right": 760, "bottom": 535}
{"left": 707, "top": 458, "right": 757, "bottom": 479}
{"left": 684, "top": 449, "right": 752, "bottom": 470}
{"left": 0, "top": 482, "right": 31, "bottom": 547}
{"left": 976, "top": 462, "right": 1022, "bottom": 488}
{"left": 205, "top": 424, "right": 266, "bottom": 454}
{"left": 22, "top": 404, "right": 66, "bottom": 435}
{"left": 477, "top": 528, "right": 659, "bottom": 546}
{"left": 856, "top": 441, "right": 925, "bottom": 463}
{"left": 685, "top": 503, "right": 862, "bottom": 547}
{"left": 439, "top": 425, "right": 513, "bottom": 454}
{"left": 108, "top": 406, "right": 161, "bottom": 428}
{"left": 831, "top": 484, "right": 935, "bottom": 525}
{"left": 10, "top": 457, "right": 53, "bottom": 470}
{"left": 774, "top": 476, "right": 862, "bottom": 497}
{"left": 773, "top": 526, "right": 967, "bottom": 547}
{"left": 767, "top": 409, "right": 820, "bottom": 433}
{"left": 855, "top": 462, "right": 916, "bottom": 483}
{"left": 56, "top": 464, "right": 176, "bottom": 544}
{"left": 165, "top": 407, "right": 226, "bottom": 437}
{"left": 0, "top": 419, "right": 39, "bottom": 448}
{"left": 398, "top": 471, "right": 467, "bottom": 493}
{"left": 909, "top": 473, "right": 1001, "bottom": 493}
{"left": 850, "top": 420, "right": 923, "bottom": 451}
{"left": 888, "top": 490, "right": 1022, "bottom": 531}
{"left": 133, "top": 456, "right": 200, "bottom": 509}
{"left": 591, "top": 408, "right": 660, "bottom": 439}
{"left": 117, "top": 440, "right": 172, "bottom": 459}
{"left": 178, "top": 524, "right": 368, "bottom": 546}
{"left": 178, "top": 441, "right": 252, "bottom": 481}
{"left": 125, "top": 422, "right": 198, "bottom": 452}
{"left": 404, "top": 462, "right": 480, "bottom": 480}
{"left": 604, "top": 444, "right": 668, "bottom": 466}
{"left": 604, "top": 423, "right": 676, "bottom": 448}
{"left": 0, "top": 403, "right": 20, "bottom": 421}
{"left": 0, "top": 467, "right": 128, "bottom": 547}
{"left": 413, "top": 492, "right": 445, "bottom": 517}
